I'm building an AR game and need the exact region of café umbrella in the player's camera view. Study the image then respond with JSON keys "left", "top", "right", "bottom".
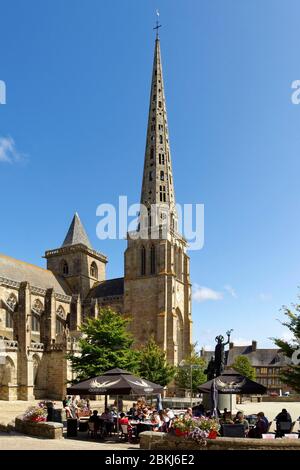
{"left": 67, "top": 368, "right": 164, "bottom": 433}
{"left": 66, "top": 368, "right": 164, "bottom": 396}
{"left": 198, "top": 369, "right": 267, "bottom": 412}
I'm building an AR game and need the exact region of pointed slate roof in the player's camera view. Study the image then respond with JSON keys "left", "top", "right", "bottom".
{"left": 62, "top": 213, "right": 92, "bottom": 249}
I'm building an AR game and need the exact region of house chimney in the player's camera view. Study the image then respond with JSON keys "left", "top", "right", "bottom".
{"left": 252, "top": 340, "right": 257, "bottom": 351}
{"left": 229, "top": 342, "right": 234, "bottom": 350}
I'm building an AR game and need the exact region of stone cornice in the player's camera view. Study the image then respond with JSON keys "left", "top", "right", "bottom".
{"left": 0, "top": 276, "right": 71, "bottom": 303}
{"left": 44, "top": 243, "right": 107, "bottom": 263}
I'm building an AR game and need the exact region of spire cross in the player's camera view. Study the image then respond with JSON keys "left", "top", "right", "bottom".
{"left": 153, "top": 11, "right": 162, "bottom": 38}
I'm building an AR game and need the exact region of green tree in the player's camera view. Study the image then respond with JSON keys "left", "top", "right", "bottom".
{"left": 175, "top": 347, "right": 207, "bottom": 394}
{"left": 137, "top": 336, "right": 175, "bottom": 387}
{"left": 273, "top": 302, "right": 300, "bottom": 393}
{"left": 232, "top": 355, "right": 256, "bottom": 380}
{"left": 67, "top": 307, "right": 139, "bottom": 382}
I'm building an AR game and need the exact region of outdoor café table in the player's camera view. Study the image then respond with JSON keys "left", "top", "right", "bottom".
{"left": 130, "top": 420, "right": 156, "bottom": 437}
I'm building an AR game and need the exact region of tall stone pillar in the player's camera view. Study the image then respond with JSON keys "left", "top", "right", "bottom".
{"left": 44, "top": 288, "right": 56, "bottom": 348}
{"left": 17, "top": 282, "right": 34, "bottom": 400}
{"left": 70, "top": 295, "right": 81, "bottom": 332}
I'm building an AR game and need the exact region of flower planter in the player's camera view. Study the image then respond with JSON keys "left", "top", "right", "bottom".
{"left": 174, "top": 429, "right": 188, "bottom": 437}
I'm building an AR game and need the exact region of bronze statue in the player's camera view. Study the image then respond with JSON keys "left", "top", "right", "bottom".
{"left": 204, "top": 356, "right": 216, "bottom": 380}
{"left": 214, "top": 330, "right": 233, "bottom": 376}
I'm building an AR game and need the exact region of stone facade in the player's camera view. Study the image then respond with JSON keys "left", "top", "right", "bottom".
{"left": 0, "top": 36, "right": 192, "bottom": 401}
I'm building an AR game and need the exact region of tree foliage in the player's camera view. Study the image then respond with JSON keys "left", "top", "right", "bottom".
{"left": 175, "top": 346, "right": 207, "bottom": 394}
{"left": 232, "top": 355, "right": 256, "bottom": 380}
{"left": 67, "top": 307, "right": 139, "bottom": 382}
{"left": 136, "top": 336, "right": 175, "bottom": 387}
{"left": 273, "top": 302, "right": 300, "bottom": 393}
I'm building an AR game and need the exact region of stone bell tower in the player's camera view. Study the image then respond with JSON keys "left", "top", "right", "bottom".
{"left": 124, "top": 33, "right": 192, "bottom": 366}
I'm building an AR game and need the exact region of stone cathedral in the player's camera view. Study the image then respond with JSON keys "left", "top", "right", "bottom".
{"left": 0, "top": 36, "right": 192, "bottom": 401}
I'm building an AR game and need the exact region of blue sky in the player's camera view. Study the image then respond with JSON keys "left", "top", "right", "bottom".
{"left": 1, "top": 0, "right": 300, "bottom": 349}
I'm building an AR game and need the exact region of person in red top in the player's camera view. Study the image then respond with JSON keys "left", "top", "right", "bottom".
{"left": 119, "top": 412, "right": 129, "bottom": 425}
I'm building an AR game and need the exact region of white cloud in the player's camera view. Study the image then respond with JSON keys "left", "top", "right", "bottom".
{"left": 259, "top": 293, "right": 272, "bottom": 301}
{"left": 0, "top": 136, "right": 25, "bottom": 163}
{"left": 231, "top": 337, "right": 252, "bottom": 346}
{"left": 193, "top": 284, "right": 223, "bottom": 303}
{"left": 224, "top": 284, "right": 237, "bottom": 298}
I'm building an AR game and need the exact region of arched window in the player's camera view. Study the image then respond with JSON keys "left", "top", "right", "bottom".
{"left": 5, "top": 310, "right": 13, "bottom": 328}
{"left": 56, "top": 317, "right": 64, "bottom": 335}
{"left": 150, "top": 245, "right": 156, "bottom": 275}
{"left": 160, "top": 171, "right": 164, "bottom": 181}
{"left": 61, "top": 260, "right": 69, "bottom": 275}
{"left": 141, "top": 246, "right": 146, "bottom": 276}
{"left": 90, "top": 262, "right": 98, "bottom": 279}
{"left": 31, "top": 314, "right": 40, "bottom": 332}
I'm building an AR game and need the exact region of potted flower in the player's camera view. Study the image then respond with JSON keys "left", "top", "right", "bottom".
{"left": 23, "top": 402, "right": 48, "bottom": 423}
{"left": 189, "top": 416, "right": 220, "bottom": 444}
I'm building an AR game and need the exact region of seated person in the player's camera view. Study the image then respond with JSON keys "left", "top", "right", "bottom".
{"left": 248, "top": 412, "right": 268, "bottom": 438}
{"left": 166, "top": 408, "right": 175, "bottom": 420}
{"left": 129, "top": 403, "right": 138, "bottom": 417}
{"left": 234, "top": 411, "right": 249, "bottom": 435}
{"left": 89, "top": 410, "right": 100, "bottom": 431}
{"left": 151, "top": 412, "right": 162, "bottom": 432}
{"left": 275, "top": 408, "right": 292, "bottom": 423}
{"left": 101, "top": 408, "right": 114, "bottom": 434}
{"left": 184, "top": 407, "right": 193, "bottom": 419}
{"left": 119, "top": 412, "right": 129, "bottom": 426}
{"left": 193, "top": 404, "right": 205, "bottom": 417}
{"left": 220, "top": 410, "right": 234, "bottom": 424}
{"left": 275, "top": 408, "right": 292, "bottom": 437}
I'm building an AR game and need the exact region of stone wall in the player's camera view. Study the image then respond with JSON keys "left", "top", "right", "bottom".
{"left": 15, "top": 416, "right": 63, "bottom": 439}
{"left": 139, "top": 432, "right": 300, "bottom": 450}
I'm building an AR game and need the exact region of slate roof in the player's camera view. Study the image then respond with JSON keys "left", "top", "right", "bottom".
{"left": 87, "top": 277, "right": 124, "bottom": 299}
{"left": 0, "top": 253, "right": 70, "bottom": 295}
{"left": 62, "top": 213, "right": 92, "bottom": 249}
{"left": 227, "top": 346, "right": 287, "bottom": 367}
{"left": 201, "top": 343, "right": 287, "bottom": 367}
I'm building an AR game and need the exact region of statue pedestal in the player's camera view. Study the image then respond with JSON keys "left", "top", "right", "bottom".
{"left": 202, "top": 393, "right": 236, "bottom": 413}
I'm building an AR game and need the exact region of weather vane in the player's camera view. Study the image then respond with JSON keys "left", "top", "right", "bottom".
{"left": 153, "top": 9, "right": 162, "bottom": 38}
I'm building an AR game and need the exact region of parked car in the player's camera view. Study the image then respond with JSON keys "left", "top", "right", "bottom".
{"left": 269, "top": 392, "right": 279, "bottom": 397}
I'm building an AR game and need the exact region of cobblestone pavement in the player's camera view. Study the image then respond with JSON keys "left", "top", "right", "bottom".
{"left": 0, "top": 432, "right": 139, "bottom": 450}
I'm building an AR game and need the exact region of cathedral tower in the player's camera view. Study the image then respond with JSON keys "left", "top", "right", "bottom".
{"left": 124, "top": 34, "right": 192, "bottom": 366}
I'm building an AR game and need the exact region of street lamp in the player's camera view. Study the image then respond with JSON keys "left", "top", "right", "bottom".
{"left": 179, "top": 360, "right": 202, "bottom": 408}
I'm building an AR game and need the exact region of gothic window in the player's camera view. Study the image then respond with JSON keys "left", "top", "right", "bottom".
{"left": 159, "top": 135, "right": 163, "bottom": 144}
{"left": 153, "top": 94, "right": 156, "bottom": 101}
{"left": 161, "top": 154, "right": 165, "bottom": 164}
{"left": 56, "top": 317, "right": 64, "bottom": 335}
{"left": 150, "top": 245, "right": 156, "bottom": 275}
{"left": 6, "top": 293, "right": 17, "bottom": 312}
{"left": 158, "top": 124, "right": 163, "bottom": 131}
{"left": 90, "top": 262, "right": 98, "bottom": 279}
{"left": 150, "top": 147, "right": 154, "bottom": 159}
{"left": 159, "top": 101, "right": 162, "bottom": 108}
{"left": 160, "top": 171, "right": 164, "bottom": 181}
{"left": 149, "top": 171, "right": 153, "bottom": 181}
{"left": 56, "top": 305, "right": 66, "bottom": 320}
{"left": 5, "top": 310, "right": 13, "bottom": 328}
{"left": 31, "top": 314, "right": 40, "bottom": 332}
{"left": 159, "top": 185, "right": 166, "bottom": 202}
{"left": 141, "top": 246, "right": 146, "bottom": 276}
{"left": 32, "top": 299, "right": 43, "bottom": 315}
{"left": 62, "top": 260, "right": 69, "bottom": 275}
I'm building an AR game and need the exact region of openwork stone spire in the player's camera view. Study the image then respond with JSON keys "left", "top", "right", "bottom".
{"left": 140, "top": 37, "right": 177, "bottom": 232}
